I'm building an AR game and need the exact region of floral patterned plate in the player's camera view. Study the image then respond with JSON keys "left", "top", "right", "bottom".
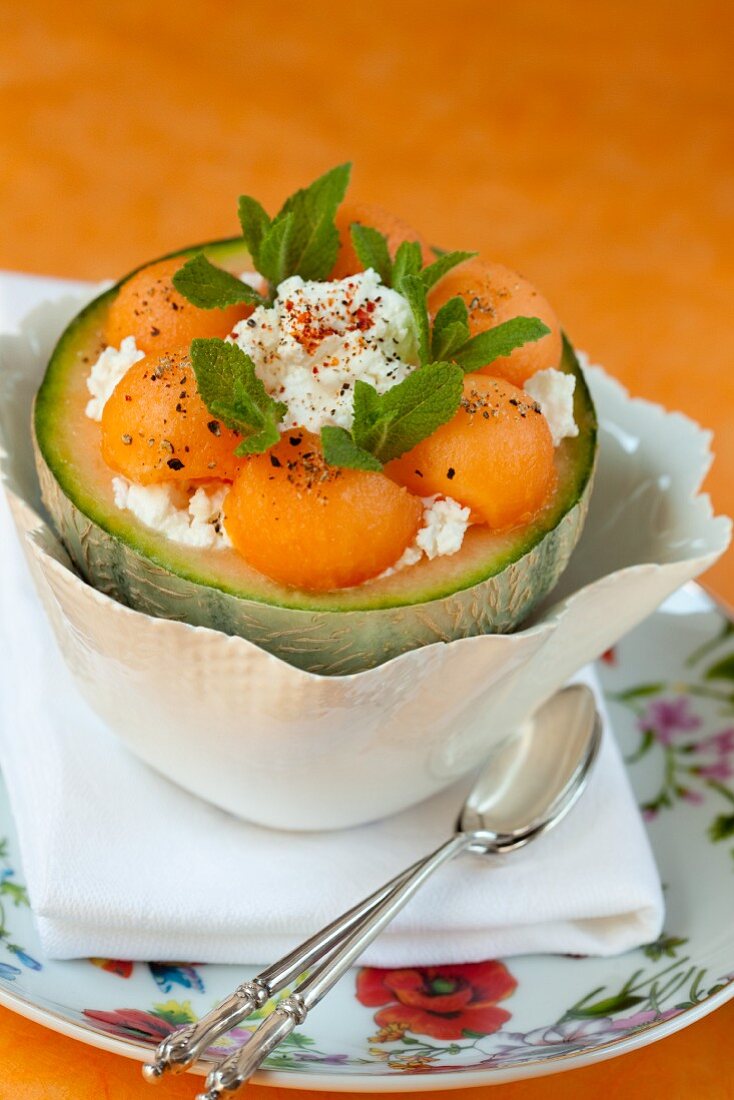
{"left": 1, "top": 582, "right": 734, "bottom": 1090}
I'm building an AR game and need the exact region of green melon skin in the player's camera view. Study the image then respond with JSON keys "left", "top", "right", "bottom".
{"left": 33, "top": 239, "right": 597, "bottom": 675}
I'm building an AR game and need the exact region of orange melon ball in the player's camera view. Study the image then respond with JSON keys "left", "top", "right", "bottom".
{"left": 428, "top": 258, "right": 562, "bottom": 387}
{"left": 224, "top": 432, "right": 423, "bottom": 591}
{"left": 386, "top": 376, "right": 556, "bottom": 531}
{"left": 332, "top": 201, "right": 434, "bottom": 280}
{"left": 101, "top": 348, "right": 243, "bottom": 484}
{"left": 104, "top": 258, "right": 253, "bottom": 355}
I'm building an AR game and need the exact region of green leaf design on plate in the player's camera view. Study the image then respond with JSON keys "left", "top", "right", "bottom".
{"left": 705, "top": 653, "right": 734, "bottom": 682}
{"left": 708, "top": 812, "right": 734, "bottom": 842}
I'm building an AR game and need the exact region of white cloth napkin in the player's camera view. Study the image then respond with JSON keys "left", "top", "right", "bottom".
{"left": 0, "top": 271, "right": 664, "bottom": 966}
{"left": 0, "top": 492, "right": 665, "bottom": 966}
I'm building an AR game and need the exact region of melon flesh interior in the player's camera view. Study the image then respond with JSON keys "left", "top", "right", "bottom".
{"left": 34, "top": 239, "right": 597, "bottom": 614}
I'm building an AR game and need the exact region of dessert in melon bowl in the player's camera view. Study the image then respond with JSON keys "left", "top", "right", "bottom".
{"left": 0, "top": 164, "right": 729, "bottom": 828}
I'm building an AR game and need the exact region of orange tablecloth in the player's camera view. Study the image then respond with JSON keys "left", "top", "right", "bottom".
{"left": 1, "top": 0, "right": 733, "bottom": 1096}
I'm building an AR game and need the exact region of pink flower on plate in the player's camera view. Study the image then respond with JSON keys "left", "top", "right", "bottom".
{"left": 680, "top": 788, "right": 705, "bottom": 805}
{"left": 638, "top": 697, "right": 701, "bottom": 745}
{"left": 694, "top": 760, "right": 733, "bottom": 781}
{"left": 610, "top": 1007, "right": 680, "bottom": 1029}
{"left": 700, "top": 728, "right": 734, "bottom": 756}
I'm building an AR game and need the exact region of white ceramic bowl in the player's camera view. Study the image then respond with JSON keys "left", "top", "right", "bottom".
{"left": 0, "top": 287, "right": 730, "bottom": 829}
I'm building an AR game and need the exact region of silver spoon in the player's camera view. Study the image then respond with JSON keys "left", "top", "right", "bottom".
{"left": 146, "top": 683, "right": 601, "bottom": 1095}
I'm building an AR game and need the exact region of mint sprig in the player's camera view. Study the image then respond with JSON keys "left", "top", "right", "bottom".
{"left": 421, "top": 291, "right": 550, "bottom": 374}
{"left": 346, "top": 222, "right": 550, "bottom": 375}
{"left": 321, "top": 361, "right": 463, "bottom": 471}
{"left": 190, "top": 338, "right": 286, "bottom": 456}
{"left": 240, "top": 163, "right": 352, "bottom": 290}
{"left": 347, "top": 223, "right": 476, "bottom": 366}
{"left": 348, "top": 222, "right": 475, "bottom": 296}
{"left": 277, "top": 163, "right": 352, "bottom": 280}
{"left": 172, "top": 253, "right": 264, "bottom": 309}
{"left": 174, "top": 165, "right": 351, "bottom": 309}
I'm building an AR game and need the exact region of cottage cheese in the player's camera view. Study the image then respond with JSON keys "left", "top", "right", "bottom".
{"left": 111, "top": 478, "right": 232, "bottom": 549}
{"left": 383, "top": 495, "right": 471, "bottom": 576}
{"left": 231, "top": 269, "right": 417, "bottom": 434}
{"left": 85, "top": 336, "right": 144, "bottom": 422}
{"left": 524, "top": 368, "right": 578, "bottom": 447}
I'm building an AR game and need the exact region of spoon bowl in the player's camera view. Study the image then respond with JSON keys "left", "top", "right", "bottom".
{"left": 459, "top": 683, "right": 603, "bottom": 851}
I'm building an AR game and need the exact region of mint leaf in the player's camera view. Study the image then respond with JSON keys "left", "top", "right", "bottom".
{"left": 453, "top": 316, "right": 551, "bottom": 372}
{"left": 213, "top": 380, "right": 282, "bottom": 456}
{"left": 323, "top": 364, "right": 463, "bottom": 471}
{"left": 190, "top": 338, "right": 286, "bottom": 456}
{"left": 234, "top": 423, "right": 281, "bottom": 457}
{"left": 392, "top": 240, "right": 423, "bottom": 287}
{"left": 237, "top": 195, "right": 271, "bottom": 268}
{"left": 349, "top": 224, "right": 392, "bottom": 286}
{"left": 419, "top": 250, "right": 476, "bottom": 291}
{"left": 277, "top": 163, "right": 351, "bottom": 281}
{"left": 433, "top": 320, "right": 472, "bottom": 362}
{"left": 190, "top": 337, "right": 251, "bottom": 410}
{"left": 352, "top": 379, "right": 396, "bottom": 456}
{"left": 398, "top": 274, "right": 430, "bottom": 366}
{"left": 279, "top": 163, "right": 351, "bottom": 225}
{"left": 257, "top": 213, "right": 296, "bottom": 288}
{"left": 352, "top": 362, "right": 463, "bottom": 464}
{"left": 431, "top": 296, "right": 470, "bottom": 360}
{"left": 321, "top": 425, "right": 383, "bottom": 471}
{"left": 172, "top": 254, "right": 263, "bottom": 309}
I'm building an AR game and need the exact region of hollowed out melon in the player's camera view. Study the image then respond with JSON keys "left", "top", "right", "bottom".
{"left": 33, "top": 239, "right": 597, "bottom": 674}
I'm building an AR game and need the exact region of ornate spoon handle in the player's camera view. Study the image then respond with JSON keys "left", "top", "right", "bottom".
{"left": 197, "top": 834, "right": 470, "bottom": 1098}
{"left": 142, "top": 860, "right": 419, "bottom": 1080}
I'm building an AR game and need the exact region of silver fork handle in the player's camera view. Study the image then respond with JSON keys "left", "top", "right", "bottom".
{"left": 142, "top": 979, "right": 270, "bottom": 1082}
{"left": 197, "top": 833, "right": 470, "bottom": 1098}
{"left": 142, "top": 859, "right": 421, "bottom": 1080}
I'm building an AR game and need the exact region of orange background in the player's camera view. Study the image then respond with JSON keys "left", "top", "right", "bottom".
{"left": 1, "top": 0, "right": 733, "bottom": 1096}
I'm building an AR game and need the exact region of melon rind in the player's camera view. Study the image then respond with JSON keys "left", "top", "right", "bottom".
{"left": 32, "top": 240, "right": 597, "bottom": 675}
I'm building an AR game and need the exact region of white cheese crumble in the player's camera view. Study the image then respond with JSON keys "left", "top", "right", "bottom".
{"left": 383, "top": 495, "right": 471, "bottom": 576}
{"left": 111, "top": 478, "right": 232, "bottom": 550}
{"left": 524, "top": 368, "right": 578, "bottom": 447}
{"left": 85, "top": 336, "right": 144, "bottom": 422}
{"left": 416, "top": 495, "right": 472, "bottom": 558}
{"left": 231, "top": 269, "right": 417, "bottom": 434}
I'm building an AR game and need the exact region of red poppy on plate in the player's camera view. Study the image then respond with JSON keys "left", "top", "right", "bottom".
{"left": 89, "top": 958, "right": 134, "bottom": 978}
{"left": 357, "top": 960, "right": 517, "bottom": 1040}
{"left": 83, "top": 1007, "right": 175, "bottom": 1043}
